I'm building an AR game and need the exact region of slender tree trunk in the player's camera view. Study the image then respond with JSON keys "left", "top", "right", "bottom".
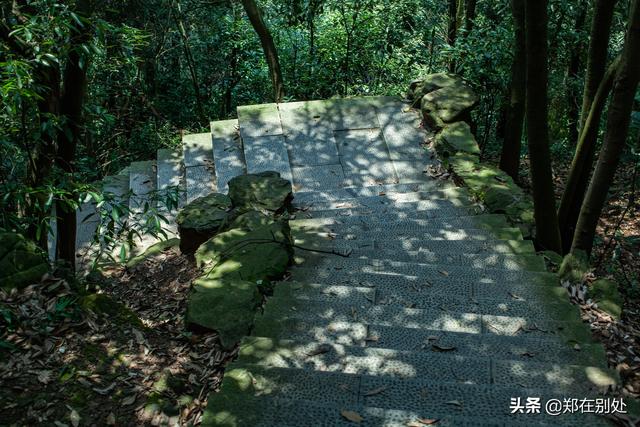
{"left": 174, "top": 0, "right": 205, "bottom": 122}
{"left": 55, "top": 2, "right": 92, "bottom": 271}
{"left": 524, "top": 0, "right": 562, "bottom": 253}
{"left": 241, "top": 0, "right": 285, "bottom": 102}
{"left": 571, "top": 0, "right": 640, "bottom": 255}
{"left": 566, "top": 2, "right": 588, "bottom": 147}
{"left": 447, "top": 0, "right": 458, "bottom": 72}
{"left": 499, "top": 0, "right": 526, "bottom": 181}
{"left": 464, "top": 0, "right": 477, "bottom": 35}
{"left": 557, "top": 0, "right": 618, "bottom": 252}
{"left": 579, "top": 0, "right": 618, "bottom": 132}
{"left": 558, "top": 58, "right": 618, "bottom": 253}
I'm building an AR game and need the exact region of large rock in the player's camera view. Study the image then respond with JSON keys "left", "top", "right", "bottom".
{"left": 227, "top": 172, "right": 292, "bottom": 215}
{"left": 434, "top": 121, "right": 480, "bottom": 158}
{"left": 176, "top": 193, "right": 232, "bottom": 254}
{"left": 0, "top": 232, "right": 48, "bottom": 289}
{"left": 407, "top": 73, "right": 464, "bottom": 101}
{"left": 421, "top": 84, "right": 479, "bottom": 129}
{"left": 186, "top": 278, "right": 261, "bottom": 348}
{"left": 195, "top": 211, "right": 293, "bottom": 282}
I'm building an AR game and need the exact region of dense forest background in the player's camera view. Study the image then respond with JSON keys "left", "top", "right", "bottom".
{"left": 1, "top": 0, "right": 639, "bottom": 269}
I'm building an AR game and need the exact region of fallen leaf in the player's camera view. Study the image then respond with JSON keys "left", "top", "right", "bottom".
{"left": 69, "top": 409, "right": 80, "bottom": 427}
{"left": 446, "top": 400, "right": 463, "bottom": 407}
{"left": 37, "top": 370, "right": 52, "bottom": 384}
{"left": 93, "top": 383, "right": 116, "bottom": 395}
{"left": 341, "top": 410, "right": 363, "bottom": 423}
{"left": 106, "top": 412, "right": 116, "bottom": 425}
{"left": 438, "top": 270, "right": 449, "bottom": 277}
{"left": 431, "top": 344, "right": 456, "bottom": 352}
{"left": 364, "top": 386, "right": 387, "bottom": 396}
{"left": 122, "top": 394, "right": 137, "bottom": 406}
{"left": 306, "top": 344, "right": 332, "bottom": 358}
{"left": 407, "top": 419, "right": 440, "bottom": 426}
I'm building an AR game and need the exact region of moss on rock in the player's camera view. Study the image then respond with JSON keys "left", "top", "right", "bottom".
{"left": 195, "top": 212, "right": 293, "bottom": 282}
{"left": 421, "top": 84, "right": 478, "bottom": 129}
{"left": 0, "top": 232, "right": 49, "bottom": 290}
{"left": 177, "top": 193, "right": 232, "bottom": 254}
{"left": 434, "top": 121, "right": 480, "bottom": 158}
{"left": 408, "top": 73, "right": 464, "bottom": 101}
{"left": 186, "top": 279, "right": 261, "bottom": 348}
{"left": 126, "top": 238, "right": 180, "bottom": 268}
{"left": 228, "top": 172, "right": 293, "bottom": 215}
{"left": 559, "top": 250, "right": 591, "bottom": 283}
{"left": 590, "top": 279, "right": 623, "bottom": 319}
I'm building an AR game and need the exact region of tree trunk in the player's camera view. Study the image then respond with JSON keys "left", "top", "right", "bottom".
{"left": 558, "top": 58, "right": 618, "bottom": 253}
{"left": 524, "top": 0, "right": 562, "bottom": 253}
{"left": 447, "top": 0, "right": 458, "bottom": 72}
{"left": 499, "top": 0, "right": 526, "bottom": 181}
{"left": 55, "top": 2, "right": 92, "bottom": 271}
{"left": 571, "top": 0, "right": 640, "bottom": 255}
{"left": 579, "top": 0, "right": 618, "bottom": 132}
{"left": 174, "top": 0, "right": 206, "bottom": 122}
{"left": 464, "top": 0, "right": 477, "bottom": 35}
{"left": 566, "top": 2, "right": 588, "bottom": 147}
{"left": 241, "top": 0, "right": 285, "bottom": 102}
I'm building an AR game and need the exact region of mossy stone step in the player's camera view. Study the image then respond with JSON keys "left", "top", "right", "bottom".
{"left": 238, "top": 336, "right": 617, "bottom": 393}
{"left": 291, "top": 181, "right": 457, "bottom": 204}
{"left": 294, "top": 236, "right": 536, "bottom": 255}
{"left": 274, "top": 281, "right": 578, "bottom": 323}
{"left": 291, "top": 212, "right": 511, "bottom": 230}
{"left": 292, "top": 224, "right": 523, "bottom": 242}
{"left": 295, "top": 248, "right": 546, "bottom": 271}
{"left": 203, "top": 365, "right": 609, "bottom": 426}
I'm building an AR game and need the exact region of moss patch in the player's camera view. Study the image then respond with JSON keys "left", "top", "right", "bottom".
{"left": 590, "top": 279, "right": 623, "bottom": 319}
{"left": 126, "top": 238, "right": 180, "bottom": 268}
{"left": 227, "top": 172, "right": 293, "bottom": 215}
{"left": 186, "top": 279, "right": 261, "bottom": 349}
{"left": 0, "top": 232, "right": 49, "bottom": 290}
{"left": 559, "top": 250, "right": 591, "bottom": 283}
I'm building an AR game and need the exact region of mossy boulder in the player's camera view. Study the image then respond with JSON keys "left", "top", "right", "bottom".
{"left": 0, "top": 232, "right": 49, "bottom": 290}
{"left": 421, "top": 84, "right": 478, "bottom": 129}
{"left": 227, "top": 172, "right": 293, "bottom": 215}
{"left": 434, "top": 121, "right": 480, "bottom": 158}
{"left": 176, "top": 193, "right": 232, "bottom": 254}
{"left": 186, "top": 278, "right": 261, "bottom": 349}
{"left": 559, "top": 250, "right": 591, "bottom": 283}
{"left": 407, "top": 73, "right": 464, "bottom": 102}
{"left": 195, "top": 212, "right": 293, "bottom": 282}
{"left": 590, "top": 279, "right": 623, "bottom": 319}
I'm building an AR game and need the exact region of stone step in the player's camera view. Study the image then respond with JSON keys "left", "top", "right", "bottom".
{"left": 288, "top": 267, "right": 576, "bottom": 311}
{"left": 290, "top": 261, "right": 557, "bottom": 288}
{"left": 261, "top": 292, "right": 591, "bottom": 348}
{"left": 205, "top": 365, "right": 609, "bottom": 426}
{"left": 238, "top": 103, "right": 293, "bottom": 182}
{"left": 291, "top": 212, "right": 510, "bottom": 230}
{"left": 295, "top": 237, "right": 536, "bottom": 255}
{"left": 255, "top": 302, "right": 602, "bottom": 367}
{"left": 291, "top": 223, "right": 523, "bottom": 242}
{"left": 293, "top": 190, "right": 476, "bottom": 212}
{"left": 182, "top": 132, "right": 216, "bottom": 203}
{"left": 238, "top": 336, "right": 616, "bottom": 394}
{"left": 204, "top": 395, "right": 603, "bottom": 426}
{"left": 291, "top": 181, "right": 455, "bottom": 204}
{"left": 156, "top": 148, "right": 186, "bottom": 236}
{"left": 210, "top": 119, "right": 246, "bottom": 193}
{"left": 128, "top": 160, "right": 159, "bottom": 254}
{"left": 274, "top": 281, "right": 576, "bottom": 323}
{"left": 295, "top": 248, "right": 546, "bottom": 271}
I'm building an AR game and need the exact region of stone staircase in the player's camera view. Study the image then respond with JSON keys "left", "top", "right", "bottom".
{"left": 66, "top": 96, "right": 618, "bottom": 424}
